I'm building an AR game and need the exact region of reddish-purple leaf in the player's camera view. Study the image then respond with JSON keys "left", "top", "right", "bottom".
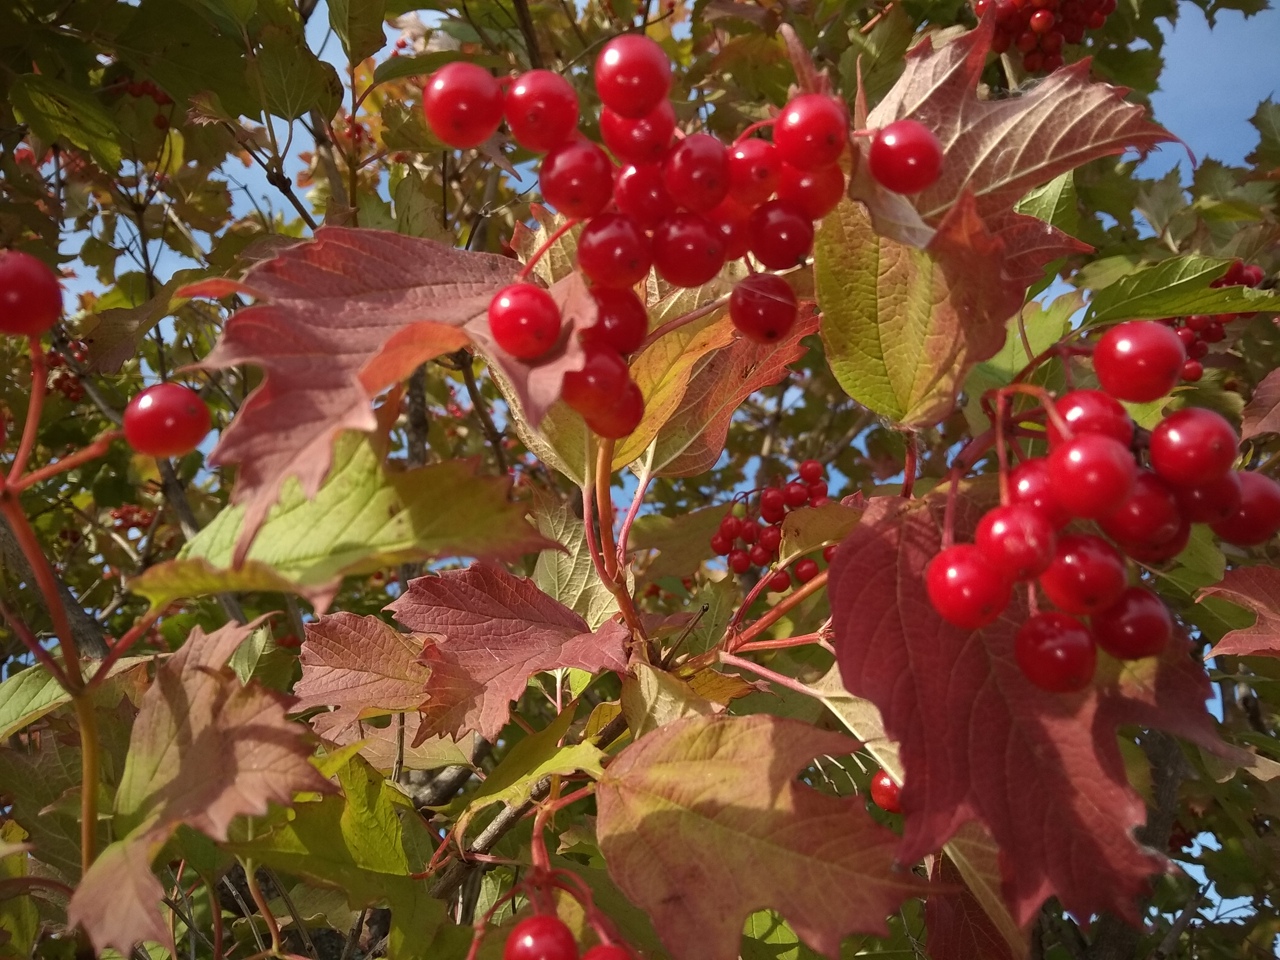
{"left": 1241, "top": 368, "right": 1280, "bottom": 440}
{"left": 1200, "top": 566, "right": 1280, "bottom": 658}
{"left": 927, "top": 847, "right": 1020, "bottom": 960}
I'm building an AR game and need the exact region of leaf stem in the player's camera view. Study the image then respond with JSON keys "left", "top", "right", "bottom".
{"left": 73, "top": 694, "right": 100, "bottom": 876}
{"left": 719, "top": 650, "right": 825, "bottom": 700}
{"left": 0, "top": 598, "right": 72, "bottom": 688}
{"left": 243, "top": 862, "right": 283, "bottom": 956}
{"left": 728, "top": 570, "right": 829, "bottom": 651}
{"left": 733, "top": 631, "right": 830, "bottom": 653}
{"left": 615, "top": 462, "right": 652, "bottom": 568}
{"left": 8, "top": 337, "right": 48, "bottom": 484}
{"left": 516, "top": 218, "right": 579, "bottom": 281}
{"left": 637, "top": 294, "right": 730, "bottom": 352}
{"left": 595, "top": 440, "right": 619, "bottom": 581}
{"left": 13, "top": 430, "right": 123, "bottom": 493}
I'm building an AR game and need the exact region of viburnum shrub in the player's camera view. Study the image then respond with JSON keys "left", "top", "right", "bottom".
{"left": 3, "top": 3, "right": 1280, "bottom": 960}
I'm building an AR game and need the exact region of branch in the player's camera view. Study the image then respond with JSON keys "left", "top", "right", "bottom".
{"left": 459, "top": 352, "right": 508, "bottom": 477}
{"left": 510, "top": 0, "right": 544, "bottom": 68}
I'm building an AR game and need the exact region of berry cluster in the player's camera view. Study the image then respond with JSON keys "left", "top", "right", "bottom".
{"left": 45, "top": 341, "right": 88, "bottom": 402}
{"left": 710, "top": 459, "right": 835, "bottom": 591}
{"left": 503, "top": 914, "right": 628, "bottom": 960}
{"left": 927, "top": 318, "right": 1280, "bottom": 694}
{"left": 421, "top": 42, "right": 943, "bottom": 438}
{"left": 976, "top": 0, "right": 1117, "bottom": 74}
{"left": 1160, "top": 260, "right": 1268, "bottom": 383}
{"left": 111, "top": 504, "right": 157, "bottom": 531}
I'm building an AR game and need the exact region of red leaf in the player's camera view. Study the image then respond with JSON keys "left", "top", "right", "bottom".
{"left": 1200, "top": 566, "right": 1280, "bottom": 658}
{"left": 927, "top": 848, "right": 1019, "bottom": 960}
{"left": 827, "top": 491, "right": 1221, "bottom": 924}
{"left": 389, "top": 564, "right": 629, "bottom": 739}
{"left": 1241, "top": 368, "right": 1280, "bottom": 441}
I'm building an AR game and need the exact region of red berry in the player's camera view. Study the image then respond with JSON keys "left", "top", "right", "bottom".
{"left": 1015, "top": 612, "right": 1097, "bottom": 693}
{"left": 1174, "top": 470, "right": 1242, "bottom": 525}
{"left": 759, "top": 523, "right": 782, "bottom": 553}
{"left": 749, "top": 543, "right": 772, "bottom": 566}
{"left": 761, "top": 487, "right": 786, "bottom": 515}
{"left": 584, "top": 378, "right": 644, "bottom": 438}
{"left": 808, "top": 480, "right": 828, "bottom": 501}
{"left": 576, "top": 214, "right": 651, "bottom": 289}
{"left": 867, "top": 120, "right": 943, "bottom": 194}
{"left": 728, "top": 138, "right": 781, "bottom": 208}
{"left": 1240, "top": 264, "right": 1265, "bottom": 287}
{"left": 1200, "top": 321, "right": 1225, "bottom": 343}
{"left": 1047, "top": 433, "right": 1137, "bottom": 519}
{"left": 599, "top": 101, "right": 675, "bottom": 165}
{"left": 975, "top": 504, "right": 1056, "bottom": 580}
{"left": 738, "top": 520, "right": 761, "bottom": 544}
{"left": 761, "top": 497, "right": 786, "bottom": 524}
{"left": 1093, "top": 321, "right": 1186, "bottom": 403}
{"left": 729, "top": 274, "right": 798, "bottom": 343}
{"left": 1149, "top": 407, "right": 1239, "bottom": 487}
{"left": 1009, "top": 459, "right": 1072, "bottom": 528}
{"left": 1185, "top": 314, "right": 1211, "bottom": 332}
{"left": 783, "top": 481, "right": 809, "bottom": 507}
{"left": 503, "top": 914, "right": 578, "bottom": 960}
{"left": 582, "top": 946, "right": 631, "bottom": 960}
{"left": 869, "top": 770, "right": 901, "bottom": 813}
{"left": 1098, "top": 471, "right": 1183, "bottom": 548}
{"left": 663, "top": 134, "right": 730, "bottom": 213}
{"left": 504, "top": 70, "right": 579, "bottom": 152}
{"left": 767, "top": 569, "right": 793, "bottom": 592}
{"left": 1047, "top": 389, "right": 1133, "bottom": 447}
{"left": 747, "top": 199, "right": 814, "bottom": 270}
{"left": 1181, "top": 360, "right": 1204, "bottom": 382}
{"left": 729, "top": 548, "right": 751, "bottom": 573}
{"left": 822, "top": 544, "right": 836, "bottom": 562}
{"left": 423, "top": 62, "right": 504, "bottom": 149}
{"left": 1210, "top": 471, "right": 1280, "bottom": 546}
{"left": 123, "top": 383, "right": 211, "bottom": 458}
{"left": 798, "top": 459, "right": 824, "bottom": 483}
{"left": 925, "top": 544, "right": 1012, "bottom": 629}
{"left": 1029, "top": 8, "right": 1055, "bottom": 30}
{"left": 488, "top": 284, "right": 562, "bottom": 360}
{"left": 613, "top": 163, "right": 672, "bottom": 230}
{"left": 710, "top": 532, "right": 732, "bottom": 555}
{"left": 1091, "top": 587, "right": 1172, "bottom": 659}
{"left": 1121, "top": 518, "right": 1190, "bottom": 564}
{"left": 706, "top": 197, "right": 752, "bottom": 261}
{"left": 0, "top": 250, "right": 63, "bottom": 336}
{"left": 1175, "top": 326, "right": 1198, "bottom": 348}
{"left": 794, "top": 557, "right": 820, "bottom": 583}
{"left": 777, "top": 162, "right": 845, "bottom": 220}
{"left": 1038, "top": 533, "right": 1127, "bottom": 616}
{"left": 540, "top": 141, "right": 614, "bottom": 219}
{"left": 562, "top": 343, "right": 629, "bottom": 413}
{"left": 773, "top": 94, "right": 847, "bottom": 171}
{"left": 719, "top": 515, "right": 742, "bottom": 539}
{"left": 651, "top": 213, "right": 726, "bottom": 288}
{"left": 586, "top": 288, "right": 647, "bottom": 355}
{"left": 594, "top": 34, "right": 671, "bottom": 119}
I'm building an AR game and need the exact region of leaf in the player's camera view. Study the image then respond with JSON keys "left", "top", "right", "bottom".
{"left": 184, "top": 228, "right": 516, "bottom": 562}
{"left": 253, "top": 31, "right": 343, "bottom": 121}
{"left": 9, "top": 75, "right": 122, "bottom": 172}
{"left": 777, "top": 502, "right": 862, "bottom": 569}
{"left": 1247, "top": 96, "right": 1280, "bottom": 169}
{"left": 926, "top": 842, "right": 1020, "bottom": 960}
{"left": 620, "top": 663, "right": 717, "bottom": 739}
{"left": 1015, "top": 172, "right": 1083, "bottom": 240}
{"left": 329, "top": 0, "right": 387, "bottom": 64}
{"left": 1085, "top": 256, "right": 1279, "bottom": 325}
{"left": 628, "top": 503, "right": 732, "bottom": 581}
{"left": 595, "top": 714, "right": 928, "bottom": 960}
{"left": 81, "top": 284, "right": 180, "bottom": 373}
{"left": 532, "top": 494, "right": 619, "bottom": 629}
{"left": 0, "top": 822, "right": 37, "bottom": 956}
{"left": 373, "top": 50, "right": 507, "bottom": 86}
{"left": 1241, "top": 368, "right": 1280, "bottom": 440}
{"left": 1200, "top": 567, "right": 1280, "bottom": 658}
{"left": 0, "top": 733, "right": 94, "bottom": 880}
{"left": 320, "top": 717, "right": 474, "bottom": 774}
{"left": 827, "top": 490, "right": 1224, "bottom": 924}
{"left": 0, "top": 658, "right": 148, "bottom": 741}
{"left": 389, "top": 564, "right": 629, "bottom": 740}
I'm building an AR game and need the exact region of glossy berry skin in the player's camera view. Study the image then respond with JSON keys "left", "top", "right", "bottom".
{"left": 729, "top": 549, "right": 751, "bottom": 574}
{"left": 540, "top": 141, "right": 614, "bottom": 220}
{"left": 1015, "top": 613, "right": 1097, "bottom": 693}
{"left": 584, "top": 378, "right": 644, "bottom": 439}
{"left": 488, "top": 284, "right": 562, "bottom": 359}
{"left": 562, "top": 343, "right": 629, "bottom": 414}
{"left": 1149, "top": 407, "right": 1239, "bottom": 487}
{"left": 925, "top": 544, "right": 1012, "bottom": 630}
{"left": 867, "top": 120, "right": 943, "bottom": 194}
{"left": 1210, "top": 471, "right": 1280, "bottom": 546}
{"left": 1121, "top": 518, "right": 1189, "bottom": 565}
{"left": 767, "top": 569, "right": 793, "bottom": 592}
{"left": 582, "top": 946, "right": 631, "bottom": 960}
{"left": 784, "top": 481, "right": 809, "bottom": 507}
{"left": 423, "top": 62, "right": 504, "bottom": 149}
{"left": 1091, "top": 587, "right": 1172, "bottom": 660}
{"left": 869, "top": 770, "right": 901, "bottom": 814}
{"left": 663, "top": 134, "right": 730, "bottom": 213}
{"left": 777, "top": 163, "right": 845, "bottom": 220}
{"left": 503, "top": 915, "right": 578, "bottom": 960}
{"left": 794, "top": 557, "right": 820, "bottom": 583}
{"left": 774, "top": 94, "right": 848, "bottom": 171}
{"left": 808, "top": 480, "right": 828, "bottom": 502}
{"left": 975, "top": 504, "right": 1056, "bottom": 580}
{"left": 1047, "top": 433, "right": 1137, "bottom": 519}
{"left": 504, "top": 70, "right": 579, "bottom": 152}
{"left": 1047, "top": 389, "right": 1133, "bottom": 448}
{"left": 594, "top": 34, "right": 671, "bottom": 118}
{"left": 576, "top": 214, "right": 651, "bottom": 289}
{"left": 719, "top": 515, "right": 742, "bottom": 539}
{"left": 1038, "top": 534, "right": 1127, "bottom": 616}
{"left": 761, "top": 487, "right": 786, "bottom": 515}
{"left": 0, "top": 250, "right": 63, "bottom": 336}
{"left": 1175, "top": 470, "right": 1242, "bottom": 524}
{"left": 759, "top": 524, "right": 782, "bottom": 553}
{"left": 748, "top": 199, "right": 815, "bottom": 270}
{"left": 729, "top": 274, "right": 798, "bottom": 343}
{"left": 761, "top": 497, "right": 786, "bottom": 525}
{"left": 586, "top": 288, "right": 647, "bottom": 355}
{"left": 739, "top": 520, "right": 760, "bottom": 544}
{"left": 1009, "top": 459, "right": 1072, "bottom": 529}
{"left": 799, "top": 459, "right": 824, "bottom": 483}
{"left": 123, "top": 383, "right": 211, "bottom": 458}
{"left": 710, "top": 532, "right": 732, "bottom": 555}
{"left": 613, "top": 163, "right": 671, "bottom": 230}
{"left": 1093, "top": 321, "right": 1186, "bottom": 403}
{"left": 749, "top": 543, "right": 772, "bottom": 566}
{"left": 1098, "top": 471, "right": 1183, "bottom": 549}
{"left": 599, "top": 101, "right": 675, "bottom": 165}
{"left": 728, "top": 139, "right": 781, "bottom": 208}
{"left": 651, "top": 214, "right": 725, "bottom": 288}
{"left": 706, "top": 198, "right": 751, "bottom": 261}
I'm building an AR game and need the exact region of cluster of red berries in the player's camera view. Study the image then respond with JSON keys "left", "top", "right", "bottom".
{"left": 927, "top": 318, "right": 1280, "bottom": 694}
{"left": 111, "top": 504, "right": 157, "bottom": 531}
{"left": 1160, "top": 260, "right": 1268, "bottom": 382}
{"left": 420, "top": 40, "right": 943, "bottom": 438}
{"left": 45, "top": 341, "right": 87, "bottom": 401}
{"left": 976, "top": 0, "right": 1116, "bottom": 73}
{"left": 108, "top": 77, "right": 174, "bottom": 129}
{"left": 710, "top": 459, "right": 835, "bottom": 591}
{"left": 503, "top": 914, "right": 628, "bottom": 960}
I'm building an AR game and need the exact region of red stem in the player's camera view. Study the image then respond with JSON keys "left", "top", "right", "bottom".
{"left": 13, "top": 430, "right": 124, "bottom": 492}
{"left": 615, "top": 465, "right": 652, "bottom": 569}
{"left": 0, "top": 598, "right": 72, "bottom": 688}
{"left": 719, "top": 650, "right": 826, "bottom": 699}
{"left": 733, "top": 118, "right": 776, "bottom": 145}
{"left": 517, "top": 219, "right": 579, "bottom": 281}
{"left": 86, "top": 605, "right": 164, "bottom": 691}
{"left": 637, "top": 294, "right": 730, "bottom": 352}
{"left": 734, "top": 631, "right": 829, "bottom": 653}
{"left": 7, "top": 337, "right": 47, "bottom": 483}
{"left": 728, "top": 570, "right": 828, "bottom": 651}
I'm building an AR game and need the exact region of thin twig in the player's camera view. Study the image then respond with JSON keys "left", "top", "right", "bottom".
{"left": 637, "top": 295, "right": 730, "bottom": 352}
{"left": 459, "top": 353, "right": 508, "bottom": 476}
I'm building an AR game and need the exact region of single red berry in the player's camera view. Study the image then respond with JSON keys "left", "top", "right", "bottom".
{"left": 584, "top": 377, "right": 644, "bottom": 438}
{"left": 423, "top": 62, "right": 504, "bottom": 149}
{"left": 1015, "top": 31, "right": 1039, "bottom": 54}
{"left": 867, "top": 119, "right": 943, "bottom": 194}
{"left": 773, "top": 94, "right": 848, "bottom": 171}
{"left": 1029, "top": 8, "right": 1055, "bottom": 30}
{"left": 808, "top": 480, "right": 828, "bottom": 501}
{"left": 0, "top": 250, "right": 63, "bottom": 336}
{"left": 504, "top": 70, "right": 579, "bottom": 152}
{"left": 1181, "top": 360, "right": 1204, "bottom": 382}
{"left": 1098, "top": 471, "right": 1183, "bottom": 548}
{"left": 613, "top": 163, "right": 672, "bottom": 230}
{"left": 123, "top": 383, "right": 211, "bottom": 458}
{"left": 729, "top": 274, "right": 798, "bottom": 343}
{"left": 767, "top": 569, "right": 793, "bottom": 592}
{"left": 710, "top": 532, "right": 733, "bottom": 555}
{"left": 540, "top": 140, "right": 614, "bottom": 219}
{"left": 975, "top": 504, "right": 1056, "bottom": 580}
{"left": 1047, "top": 389, "right": 1133, "bottom": 447}
{"left": 1009, "top": 459, "right": 1072, "bottom": 528}
{"left": 594, "top": 34, "right": 672, "bottom": 118}
{"left": 663, "top": 134, "right": 730, "bottom": 213}
{"left": 488, "top": 284, "right": 562, "bottom": 360}
{"left": 1047, "top": 433, "right": 1137, "bottom": 519}
{"left": 1175, "top": 326, "right": 1198, "bottom": 348}
{"left": 1038, "top": 533, "right": 1128, "bottom": 616}
{"left": 798, "top": 459, "right": 824, "bottom": 483}
{"left": 582, "top": 946, "right": 631, "bottom": 960}
{"left": 761, "top": 487, "right": 786, "bottom": 515}
{"left": 738, "top": 520, "right": 761, "bottom": 544}
{"left": 1015, "top": 612, "right": 1097, "bottom": 693}
{"left": 706, "top": 197, "right": 752, "bottom": 261}
{"left": 783, "top": 481, "right": 809, "bottom": 508}
{"left": 1185, "top": 314, "right": 1211, "bottom": 332}
{"left": 728, "top": 138, "right": 781, "bottom": 208}
{"left": 562, "top": 343, "right": 629, "bottom": 414}
{"left": 925, "top": 544, "right": 1012, "bottom": 629}
{"left": 1149, "top": 407, "right": 1239, "bottom": 487}
{"left": 777, "top": 162, "right": 845, "bottom": 220}
{"left": 822, "top": 543, "right": 836, "bottom": 562}
{"left": 576, "top": 214, "right": 651, "bottom": 289}
{"left": 651, "top": 213, "right": 726, "bottom": 288}
{"left": 599, "top": 101, "right": 676, "bottom": 165}
{"left": 729, "top": 548, "right": 751, "bottom": 573}
{"left": 794, "top": 557, "right": 820, "bottom": 583}
{"left": 720, "top": 514, "right": 742, "bottom": 539}
{"left": 759, "top": 523, "right": 782, "bottom": 553}
{"left": 1091, "top": 587, "right": 1173, "bottom": 660}
{"left": 1210, "top": 471, "right": 1280, "bottom": 546}
{"left": 1093, "top": 321, "right": 1186, "bottom": 403}
{"left": 869, "top": 770, "right": 901, "bottom": 813}
{"left": 1200, "top": 320, "right": 1225, "bottom": 343}
{"left": 503, "top": 914, "right": 578, "bottom": 960}
{"left": 749, "top": 543, "right": 772, "bottom": 566}
{"left": 761, "top": 497, "right": 786, "bottom": 524}
{"left": 747, "top": 199, "right": 814, "bottom": 270}
{"left": 1174, "top": 470, "right": 1242, "bottom": 524}
{"left": 1240, "top": 263, "right": 1265, "bottom": 286}
{"left": 1121, "top": 518, "right": 1190, "bottom": 564}
{"left": 586, "top": 287, "right": 647, "bottom": 355}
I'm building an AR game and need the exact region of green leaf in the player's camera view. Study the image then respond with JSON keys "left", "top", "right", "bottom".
{"left": 776, "top": 502, "right": 862, "bottom": 569}
{"left": 373, "top": 50, "right": 506, "bottom": 86}
{"left": 253, "top": 30, "right": 343, "bottom": 121}
{"left": 620, "top": 663, "right": 716, "bottom": 740}
{"left": 329, "top": 0, "right": 387, "bottom": 64}
{"left": 532, "top": 495, "right": 618, "bottom": 629}
{"left": 1015, "top": 172, "right": 1082, "bottom": 239}
{"left": 9, "top": 75, "right": 122, "bottom": 172}
{"left": 0, "top": 659, "right": 149, "bottom": 741}
{"left": 629, "top": 503, "right": 732, "bottom": 581}
{"left": 0, "top": 822, "right": 38, "bottom": 956}
{"left": 1085, "top": 256, "right": 1280, "bottom": 326}
{"left": 1248, "top": 97, "right": 1280, "bottom": 168}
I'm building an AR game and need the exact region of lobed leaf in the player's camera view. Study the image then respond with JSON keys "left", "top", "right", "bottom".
{"left": 1200, "top": 566, "right": 1280, "bottom": 658}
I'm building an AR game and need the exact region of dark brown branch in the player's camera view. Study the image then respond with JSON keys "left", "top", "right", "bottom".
{"left": 458, "top": 352, "right": 509, "bottom": 477}
{"left": 510, "top": 0, "right": 543, "bottom": 68}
